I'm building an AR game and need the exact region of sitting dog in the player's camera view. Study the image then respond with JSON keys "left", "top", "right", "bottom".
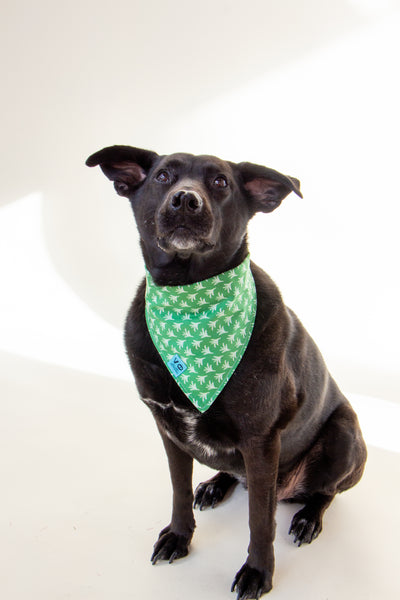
{"left": 86, "top": 146, "right": 367, "bottom": 599}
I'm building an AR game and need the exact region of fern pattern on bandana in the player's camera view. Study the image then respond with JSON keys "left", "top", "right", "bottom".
{"left": 145, "top": 255, "right": 257, "bottom": 412}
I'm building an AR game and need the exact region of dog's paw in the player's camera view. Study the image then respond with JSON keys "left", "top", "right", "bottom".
{"left": 193, "top": 480, "right": 225, "bottom": 511}
{"left": 231, "top": 564, "right": 272, "bottom": 599}
{"left": 289, "top": 508, "right": 323, "bottom": 546}
{"left": 194, "top": 472, "right": 238, "bottom": 511}
{"left": 151, "top": 526, "right": 191, "bottom": 565}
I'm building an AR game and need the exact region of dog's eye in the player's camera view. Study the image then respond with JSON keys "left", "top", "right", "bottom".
{"left": 156, "top": 170, "right": 170, "bottom": 184}
{"left": 213, "top": 175, "right": 228, "bottom": 189}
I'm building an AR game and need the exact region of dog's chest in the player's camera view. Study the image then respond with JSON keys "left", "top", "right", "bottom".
{"left": 141, "top": 395, "right": 242, "bottom": 469}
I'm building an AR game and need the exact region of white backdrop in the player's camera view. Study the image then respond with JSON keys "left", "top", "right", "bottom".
{"left": 1, "top": 0, "right": 399, "bottom": 401}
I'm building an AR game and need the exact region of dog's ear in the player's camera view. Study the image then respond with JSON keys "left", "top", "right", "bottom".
{"left": 237, "top": 162, "right": 303, "bottom": 213}
{"left": 85, "top": 145, "right": 159, "bottom": 197}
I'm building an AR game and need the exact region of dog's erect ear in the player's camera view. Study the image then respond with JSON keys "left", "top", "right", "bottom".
{"left": 237, "top": 161, "right": 303, "bottom": 213}
{"left": 85, "top": 145, "right": 159, "bottom": 197}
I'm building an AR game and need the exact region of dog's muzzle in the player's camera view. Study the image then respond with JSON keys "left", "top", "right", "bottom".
{"left": 156, "top": 185, "right": 215, "bottom": 254}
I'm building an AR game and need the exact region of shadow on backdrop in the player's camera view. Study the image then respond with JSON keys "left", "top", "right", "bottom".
{"left": 1, "top": 0, "right": 398, "bottom": 401}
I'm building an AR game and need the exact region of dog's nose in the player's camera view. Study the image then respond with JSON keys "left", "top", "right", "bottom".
{"left": 170, "top": 190, "right": 203, "bottom": 213}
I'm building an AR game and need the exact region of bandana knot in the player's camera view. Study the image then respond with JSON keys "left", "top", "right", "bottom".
{"left": 145, "top": 255, "right": 257, "bottom": 412}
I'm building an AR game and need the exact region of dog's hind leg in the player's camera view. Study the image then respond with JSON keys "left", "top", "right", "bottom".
{"left": 193, "top": 471, "right": 239, "bottom": 511}
{"left": 289, "top": 492, "right": 334, "bottom": 545}
{"left": 288, "top": 401, "right": 367, "bottom": 546}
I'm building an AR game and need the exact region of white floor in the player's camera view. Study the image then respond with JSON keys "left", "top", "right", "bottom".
{"left": 2, "top": 350, "right": 399, "bottom": 600}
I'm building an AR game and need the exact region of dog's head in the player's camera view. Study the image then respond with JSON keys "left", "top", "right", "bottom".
{"left": 86, "top": 145, "right": 302, "bottom": 282}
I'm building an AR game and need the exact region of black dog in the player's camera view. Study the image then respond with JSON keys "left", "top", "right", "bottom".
{"left": 86, "top": 146, "right": 367, "bottom": 599}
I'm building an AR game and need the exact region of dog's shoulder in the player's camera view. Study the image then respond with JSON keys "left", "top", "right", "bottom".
{"left": 250, "top": 261, "right": 290, "bottom": 337}
{"left": 250, "top": 261, "right": 284, "bottom": 310}
{"left": 124, "top": 277, "right": 146, "bottom": 342}
{"left": 124, "top": 276, "right": 163, "bottom": 373}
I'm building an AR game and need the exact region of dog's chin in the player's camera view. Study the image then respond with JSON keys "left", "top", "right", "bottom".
{"left": 157, "top": 228, "right": 214, "bottom": 257}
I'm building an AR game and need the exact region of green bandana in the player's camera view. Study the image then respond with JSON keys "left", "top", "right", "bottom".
{"left": 145, "top": 256, "right": 257, "bottom": 413}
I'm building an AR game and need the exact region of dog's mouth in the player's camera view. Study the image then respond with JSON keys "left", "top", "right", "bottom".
{"left": 157, "top": 226, "right": 215, "bottom": 255}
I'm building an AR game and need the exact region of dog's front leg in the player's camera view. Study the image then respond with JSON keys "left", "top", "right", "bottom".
{"left": 232, "top": 433, "right": 280, "bottom": 599}
{"left": 151, "top": 423, "right": 195, "bottom": 565}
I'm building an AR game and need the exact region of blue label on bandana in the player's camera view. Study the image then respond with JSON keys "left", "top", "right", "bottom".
{"left": 167, "top": 354, "right": 187, "bottom": 377}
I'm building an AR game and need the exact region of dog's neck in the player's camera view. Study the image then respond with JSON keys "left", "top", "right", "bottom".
{"left": 140, "top": 238, "right": 249, "bottom": 287}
